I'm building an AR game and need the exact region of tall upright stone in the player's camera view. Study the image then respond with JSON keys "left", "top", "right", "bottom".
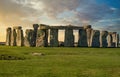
{"left": 50, "top": 29, "right": 59, "bottom": 47}
{"left": 86, "top": 28, "right": 93, "bottom": 47}
{"left": 11, "top": 29, "right": 17, "bottom": 46}
{"left": 78, "top": 29, "right": 88, "bottom": 47}
{"left": 107, "top": 33, "right": 113, "bottom": 47}
{"left": 64, "top": 28, "right": 74, "bottom": 47}
{"left": 24, "top": 29, "right": 34, "bottom": 47}
{"left": 16, "top": 26, "right": 24, "bottom": 46}
{"left": 100, "top": 31, "right": 108, "bottom": 47}
{"left": 111, "top": 32, "right": 117, "bottom": 47}
{"left": 36, "top": 24, "right": 48, "bottom": 47}
{"left": 91, "top": 30, "right": 100, "bottom": 47}
{"left": 117, "top": 34, "right": 119, "bottom": 47}
{"left": 32, "top": 24, "right": 39, "bottom": 46}
{"left": 6, "top": 27, "right": 11, "bottom": 46}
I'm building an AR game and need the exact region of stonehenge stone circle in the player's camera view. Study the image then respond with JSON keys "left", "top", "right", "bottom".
{"left": 6, "top": 24, "right": 119, "bottom": 47}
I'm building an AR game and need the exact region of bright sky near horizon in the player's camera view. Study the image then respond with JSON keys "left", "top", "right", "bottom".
{"left": 0, "top": 0, "right": 120, "bottom": 42}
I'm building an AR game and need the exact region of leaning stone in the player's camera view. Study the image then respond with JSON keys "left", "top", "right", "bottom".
{"left": 6, "top": 27, "right": 11, "bottom": 46}
{"left": 91, "top": 30, "right": 100, "bottom": 47}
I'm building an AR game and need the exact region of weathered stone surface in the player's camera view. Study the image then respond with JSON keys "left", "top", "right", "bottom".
{"left": 83, "top": 25, "right": 92, "bottom": 29}
{"left": 24, "top": 29, "right": 34, "bottom": 47}
{"left": 111, "top": 32, "right": 117, "bottom": 47}
{"left": 100, "top": 31, "right": 108, "bottom": 47}
{"left": 78, "top": 29, "right": 88, "bottom": 47}
{"left": 117, "top": 34, "right": 119, "bottom": 47}
{"left": 91, "top": 30, "right": 100, "bottom": 47}
{"left": 13, "top": 26, "right": 22, "bottom": 29}
{"left": 32, "top": 24, "right": 39, "bottom": 46}
{"left": 11, "top": 29, "right": 17, "bottom": 46}
{"left": 16, "top": 27, "right": 24, "bottom": 46}
{"left": 50, "top": 29, "right": 59, "bottom": 47}
{"left": 6, "top": 27, "right": 11, "bottom": 46}
{"left": 107, "top": 33, "right": 113, "bottom": 47}
{"left": 64, "top": 28, "right": 74, "bottom": 47}
{"left": 86, "top": 28, "right": 92, "bottom": 47}
{"left": 36, "top": 28, "right": 48, "bottom": 47}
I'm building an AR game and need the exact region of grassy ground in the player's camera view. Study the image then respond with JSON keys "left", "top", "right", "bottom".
{"left": 0, "top": 46, "right": 120, "bottom": 77}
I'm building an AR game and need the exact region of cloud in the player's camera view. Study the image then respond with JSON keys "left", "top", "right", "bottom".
{"left": 0, "top": 0, "right": 120, "bottom": 29}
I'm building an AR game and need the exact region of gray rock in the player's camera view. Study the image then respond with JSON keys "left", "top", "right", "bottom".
{"left": 36, "top": 27, "right": 48, "bottom": 47}
{"left": 32, "top": 24, "right": 39, "bottom": 46}
{"left": 107, "top": 33, "right": 113, "bottom": 47}
{"left": 24, "top": 29, "right": 34, "bottom": 47}
{"left": 91, "top": 30, "right": 100, "bottom": 47}
{"left": 11, "top": 29, "right": 17, "bottom": 46}
{"left": 16, "top": 27, "right": 24, "bottom": 46}
{"left": 111, "top": 32, "right": 117, "bottom": 47}
{"left": 78, "top": 29, "right": 88, "bottom": 47}
{"left": 86, "top": 28, "right": 93, "bottom": 47}
{"left": 117, "top": 34, "right": 119, "bottom": 47}
{"left": 6, "top": 27, "right": 11, "bottom": 46}
{"left": 83, "top": 25, "right": 92, "bottom": 29}
{"left": 100, "top": 31, "right": 108, "bottom": 47}
{"left": 50, "top": 29, "right": 59, "bottom": 47}
{"left": 64, "top": 28, "right": 74, "bottom": 47}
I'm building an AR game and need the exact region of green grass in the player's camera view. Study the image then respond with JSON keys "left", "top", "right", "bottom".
{"left": 0, "top": 46, "right": 120, "bottom": 77}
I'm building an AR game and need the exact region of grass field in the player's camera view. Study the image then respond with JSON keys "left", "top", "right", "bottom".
{"left": 0, "top": 46, "right": 120, "bottom": 77}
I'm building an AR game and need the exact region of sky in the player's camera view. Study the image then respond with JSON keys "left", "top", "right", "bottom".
{"left": 0, "top": 0, "right": 120, "bottom": 42}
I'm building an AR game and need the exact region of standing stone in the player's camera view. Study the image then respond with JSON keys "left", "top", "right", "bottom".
{"left": 50, "top": 29, "right": 59, "bottom": 47}
{"left": 86, "top": 28, "right": 92, "bottom": 47}
{"left": 6, "top": 27, "right": 12, "bottom": 46}
{"left": 111, "top": 32, "right": 117, "bottom": 47}
{"left": 32, "top": 24, "right": 39, "bottom": 46}
{"left": 107, "top": 33, "right": 113, "bottom": 47}
{"left": 24, "top": 29, "right": 34, "bottom": 47}
{"left": 11, "top": 29, "right": 17, "bottom": 46}
{"left": 116, "top": 34, "right": 119, "bottom": 47}
{"left": 78, "top": 29, "right": 88, "bottom": 47}
{"left": 36, "top": 25, "right": 48, "bottom": 47}
{"left": 100, "top": 31, "right": 108, "bottom": 47}
{"left": 64, "top": 28, "right": 74, "bottom": 47}
{"left": 91, "top": 30, "right": 100, "bottom": 47}
{"left": 16, "top": 26, "right": 24, "bottom": 46}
